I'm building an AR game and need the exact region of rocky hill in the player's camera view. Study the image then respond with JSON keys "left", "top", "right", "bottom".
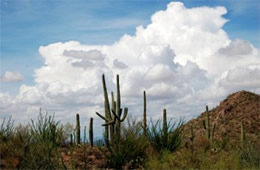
{"left": 184, "top": 90, "right": 260, "bottom": 143}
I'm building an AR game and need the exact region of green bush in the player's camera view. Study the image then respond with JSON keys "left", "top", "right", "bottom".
{"left": 146, "top": 118, "right": 184, "bottom": 154}
{"left": 240, "top": 140, "right": 260, "bottom": 168}
{"left": 102, "top": 118, "right": 148, "bottom": 169}
{"left": 0, "top": 116, "right": 15, "bottom": 141}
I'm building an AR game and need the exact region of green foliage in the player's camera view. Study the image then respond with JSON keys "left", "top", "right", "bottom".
{"left": 0, "top": 116, "right": 15, "bottom": 141}
{"left": 146, "top": 115, "right": 184, "bottom": 154}
{"left": 102, "top": 118, "right": 148, "bottom": 169}
{"left": 240, "top": 140, "right": 260, "bottom": 168}
{"left": 0, "top": 112, "right": 71, "bottom": 169}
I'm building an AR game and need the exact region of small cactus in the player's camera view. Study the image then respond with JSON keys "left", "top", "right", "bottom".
{"left": 143, "top": 91, "right": 147, "bottom": 136}
{"left": 76, "top": 113, "right": 80, "bottom": 145}
{"left": 89, "top": 117, "right": 94, "bottom": 147}
{"left": 203, "top": 106, "right": 216, "bottom": 146}
{"left": 162, "top": 109, "right": 168, "bottom": 145}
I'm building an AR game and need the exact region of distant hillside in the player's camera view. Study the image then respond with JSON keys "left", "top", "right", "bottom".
{"left": 184, "top": 90, "right": 260, "bottom": 143}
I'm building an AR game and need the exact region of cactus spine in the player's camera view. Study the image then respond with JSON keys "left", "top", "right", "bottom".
{"left": 241, "top": 121, "right": 246, "bottom": 148}
{"left": 76, "top": 113, "right": 80, "bottom": 144}
{"left": 89, "top": 117, "right": 94, "bottom": 147}
{"left": 143, "top": 91, "right": 147, "bottom": 136}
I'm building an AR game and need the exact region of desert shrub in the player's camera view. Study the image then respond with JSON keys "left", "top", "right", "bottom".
{"left": 240, "top": 140, "right": 260, "bottom": 168}
{"left": 146, "top": 118, "right": 184, "bottom": 155}
{"left": 0, "top": 116, "right": 15, "bottom": 141}
{"left": 102, "top": 118, "right": 148, "bottom": 169}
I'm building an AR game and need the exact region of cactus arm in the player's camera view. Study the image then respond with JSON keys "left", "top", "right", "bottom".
{"left": 120, "top": 108, "right": 128, "bottom": 122}
{"left": 96, "top": 112, "right": 108, "bottom": 121}
{"left": 102, "top": 117, "right": 116, "bottom": 126}
{"left": 111, "top": 107, "right": 128, "bottom": 122}
{"left": 111, "top": 109, "right": 120, "bottom": 120}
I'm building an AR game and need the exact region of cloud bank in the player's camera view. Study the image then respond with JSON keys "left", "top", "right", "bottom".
{"left": 1, "top": 2, "right": 259, "bottom": 135}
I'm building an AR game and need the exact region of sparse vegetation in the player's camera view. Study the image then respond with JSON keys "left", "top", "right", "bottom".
{"left": 0, "top": 75, "right": 259, "bottom": 169}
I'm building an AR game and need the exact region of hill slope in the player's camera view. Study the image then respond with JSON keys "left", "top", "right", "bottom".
{"left": 185, "top": 90, "right": 260, "bottom": 143}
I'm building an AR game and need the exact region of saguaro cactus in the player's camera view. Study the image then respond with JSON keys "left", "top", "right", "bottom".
{"left": 76, "top": 113, "right": 80, "bottom": 145}
{"left": 143, "top": 91, "right": 147, "bottom": 136}
{"left": 203, "top": 106, "right": 215, "bottom": 146}
{"left": 162, "top": 109, "right": 168, "bottom": 145}
{"left": 113, "top": 75, "right": 128, "bottom": 140}
{"left": 89, "top": 117, "right": 94, "bottom": 147}
{"left": 96, "top": 74, "right": 114, "bottom": 147}
{"left": 241, "top": 121, "right": 246, "bottom": 148}
{"left": 96, "top": 74, "right": 128, "bottom": 146}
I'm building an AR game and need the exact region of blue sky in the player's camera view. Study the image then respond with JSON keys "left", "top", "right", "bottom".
{"left": 1, "top": 1, "right": 259, "bottom": 91}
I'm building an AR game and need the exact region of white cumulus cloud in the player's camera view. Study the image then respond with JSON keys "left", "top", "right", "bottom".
{"left": 0, "top": 71, "right": 24, "bottom": 82}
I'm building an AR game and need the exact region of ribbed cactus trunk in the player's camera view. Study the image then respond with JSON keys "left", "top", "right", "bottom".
{"left": 143, "top": 91, "right": 147, "bottom": 136}
{"left": 76, "top": 113, "right": 80, "bottom": 145}
{"left": 116, "top": 75, "right": 121, "bottom": 140}
{"left": 102, "top": 74, "right": 111, "bottom": 147}
{"left": 110, "top": 92, "right": 115, "bottom": 142}
{"left": 204, "top": 105, "right": 216, "bottom": 147}
{"left": 163, "top": 109, "right": 168, "bottom": 146}
{"left": 89, "top": 117, "right": 94, "bottom": 147}
{"left": 241, "top": 121, "right": 246, "bottom": 149}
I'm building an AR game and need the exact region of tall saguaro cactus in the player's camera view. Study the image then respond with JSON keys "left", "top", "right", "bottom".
{"left": 76, "top": 113, "right": 80, "bottom": 145}
{"left": 143, "top": 91, "right": 147, "bottom": 136}
{"left": 89, "top": 117, "right": 94, "bottom": 147}
{"left": 96, "top": 74, "right": 128, "bottom": 147}
{"left": 96, "top": 74, "right": 113, "bottom": 147}
{"left": 113, "top": 75, "right": 128, "bottom": 140}
{"left": 203, "top": 106, "right": 215, "bottom": 146}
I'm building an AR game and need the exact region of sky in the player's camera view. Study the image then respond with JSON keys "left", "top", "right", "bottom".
{"left": 0, "top": 0, "right": 260, "bottom": 136}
